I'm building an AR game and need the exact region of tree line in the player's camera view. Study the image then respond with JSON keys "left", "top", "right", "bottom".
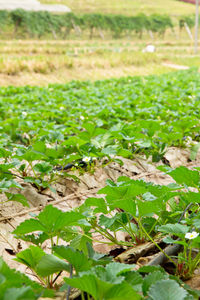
{"left": 0, "top": 9, "right": 196, "bottom": 39}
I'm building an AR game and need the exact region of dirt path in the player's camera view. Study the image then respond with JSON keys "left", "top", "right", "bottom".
{"left": 162, "top": 62, "right": 189, "bottom": 70}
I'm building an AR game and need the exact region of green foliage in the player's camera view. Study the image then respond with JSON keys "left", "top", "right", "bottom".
{"left": 0, "top": 257, "right": 53, "bottom": 299}
{"left": 179, "top": 15, "right": 195, "bottom": 29}
{"left": 13, "top": 205, "right": 85, "bottom": 245}
{"left": 64, "top": 263, "right": 140, "bottom": 300}
{"left": 0, "top": 9, "right": 177, "bottom": 39}
{"left": 148, "top": 279, "right": 188, "bottom": 300}
{"left": 1, "top": 70, "right": 200, "bottom": 299}
{"left": 0, "top": 69, "right": 200, "bottom": 211}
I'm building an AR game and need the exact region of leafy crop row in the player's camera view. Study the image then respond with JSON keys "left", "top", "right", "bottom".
{"left": 0, "top": 9, "right": 194, "bottom": 39}
{"left": 2, "top": 166, "right": 200, "bottom": 299}
{"left": 1, "top": 69, "right": 200, "bottom": 299}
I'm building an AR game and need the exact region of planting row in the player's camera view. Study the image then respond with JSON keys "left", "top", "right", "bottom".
{"left": 0, "top": 69, "right": 200, "bottom": 298}
{"left": 1, "top": 166, "right": 200, "bottom": 299}
{"left": 0, "top": 69, "right": 199, "bottom": 209}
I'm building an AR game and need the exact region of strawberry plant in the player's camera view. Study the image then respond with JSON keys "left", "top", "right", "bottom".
{"left": 1, "top": 70, "right": 200, "bottom": 298}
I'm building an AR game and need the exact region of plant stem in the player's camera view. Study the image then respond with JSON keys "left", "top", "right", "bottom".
{"left": 81, "top": 291, "right": 85, "bottom": 300}
{"left": 148, "top": 218, "right": 159, "bottom": 236}
{"left": 66, "top": 265, "right": 73, "bottom": 300}
{"left": 188, "top": 245, "right": 192, "bottom": 274}
{"left": 81, "top": 232, "right": 133, "bottom": 246}
{"left": 87, "top": 293, "right": 90, "bottom": 300}
{"left": 93, "top": 226, "right": 117, "bottom": 244}
{"left": 95, "top": 224, "right": 117, "bottom": 242}
{"left": 138, "top": 219, "right": 177, "bottom": 267}
{"left": 32, "top": 269, "right": 46, "bottom": 286}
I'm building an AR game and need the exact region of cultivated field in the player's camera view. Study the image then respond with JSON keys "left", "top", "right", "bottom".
{"left": 1, "top": 1, "right": 200, "bottom": 299}
{"left": 1, "top": 69, "right": 200, "bottom": 299}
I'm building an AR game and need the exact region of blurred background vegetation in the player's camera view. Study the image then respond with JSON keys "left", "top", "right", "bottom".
{"left": 0, "top": 0, "right": 199, "bottom": 85}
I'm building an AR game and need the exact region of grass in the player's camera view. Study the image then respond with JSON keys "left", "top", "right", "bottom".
{"left": 40, "top": 0, "right": 195, "bottom": 16}
{"left": 0, "top": 37, "right": 200, "bottom": 86}
{"left": 0, "top": 28, "right": 199, "bottom": 86}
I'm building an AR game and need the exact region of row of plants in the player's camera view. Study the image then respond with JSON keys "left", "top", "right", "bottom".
{"left": 0, "top": 69, "right": 199, "bottom": 169}
{"left": 1, "top": 165, "right": 200, "bottom": 299}
{"left": 0, "top": 69, "right": 200, "bottom": 298}
{"left": 0, "top": 9, "right": 195, "bottom": 39}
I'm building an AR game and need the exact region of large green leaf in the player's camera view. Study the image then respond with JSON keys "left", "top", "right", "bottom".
{"left": 105, "top": 262, "right": 136, "bottom": 278}
{"left": 137, "top": 198, "right": 162, "bottom": 216}
{"left": 99, "top": 183, "right": 146, "bottom": 201}
{"left": 168, "top": 166, "right": 200, "bottom": 187}
{"left": 13, "top": 219, "right": 45, "bottom": 235}
{"left": 38, "top": 205, "right": 84, "bottom": 232}
{"left": 190, "top": 143, "right": 200, "bottom": 161}
{"left": 36, "top": 254, "right": 70, "bottom": 277}
{"left": 15, "top": 246, "right": 45, "bottom": 271}
{"left": 105, "top": 282, "right": 141, "bottom": 299}
{"left": 84, "top": 197, "right": 108, "bottom": 214}
{"left": 99, "top": 213, "right": 129, "bottom": 230}
{"left": 13, "top": 205, "right": 84, "bottom": 238}
{"left": 65, "top": 274, "right": 102, "bottom": 300}
{"left": 53, "top": 246, "right": 92, "bottom": 272}
{"left": 3, "top": 287, "right": 35, "bottom": 300}
{"left": 142, "top": 271, "right": 168, "bottom": 296}
{"left": 5, "top": 192, "right": 29, "bottom": 207}
{"left": 181, "top": 191, "right": 200, "bottom": 204}
{"left": 148, "top": 279, "right": 188, "bottom": 300}
{"left": 108, "top": 198, "right": 136, "bottom": 216}
{"left": 157, "top": 223, "right": 189, "bottom": 237}
{"left": 33, "top": 162, "right": 52, "bottom": 174}
{"left": 0, "top": 257, "right": 54, "bottom": 299}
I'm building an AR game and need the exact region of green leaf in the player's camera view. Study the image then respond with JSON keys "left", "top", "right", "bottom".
{"left": 99, "top": 183, "right": 146, "bottom": 201}
{"left": 109, "top": 199, "right": 136, "bottom": 216}
{"left": 87, "top": 243, "right": 111, "bottom": 265}
{"left": 65, "top": 263, "right": 140, "bottom": 300}
{"left": 36, "top": 254, "right": 70, "bottom": 277}
{"left": 124, "top": 271, "right": 143, "bottom": 292}
{"left": 15, "top": 245, "right": 45, "bottom": 271}
{"left": 0, "top": 257, "right": 54, "bottom": 298}
{"left": 139, "top": 265, "right": 165, "bottom": 274}
{"left": 104, "top": 282, "right": 141, "bottom": 299}
{"left": 3, "top": 287, "right": 35, "bottom": 300}
{"left": 53, "top": 246, "right": 92, "bottom": 272}
{"left": 33, "top": 162, "right": 52, "bottom": 174}
{"left": 168, "top": 166, "right": 200, "bottom": 187}
{"left": 157, "top": 223, "right": 189, "bottom": 237}
{"left": 84, "top": 197, "right": 108, "bottom": 214}
{"left": 148, "top": 279, "right": 188, "bottom": 300}
{"left": 190, "top": 143, "right": 200, "bottom": 161}
{"left": 5, "top": 192, "right": 29, "bottom": 207}
{"left": 64, "top": 274, "right": 100, "bottom": 300}
{"left": 163, "top": 236, "right": 187, "bottom": 247}
{"left": 0, "top": 274, "right": 5, "bottom": 284}
{"left": 14, "top": 206, "right": 85, "bottom": 243}
{"left": 142, "top": 271, "right": 168, "bottom": 296}
{"left": 137, "top": 198, "right": 162, "bottom": 216}
{"left": 93, "top": 265, "right": 124, "bottom": 285}
{"left": 32, "top": 141, "right": 46, "bottom": 153}
{"left": 99, "top": 213, "right": 129, "bottom": 230}
{"left": 13, "top": 219, "right": 46, "bottom": 235}
{"left": 0, "top": 179, "right": 22, "bottom": 191}
{"left": 181, "top": 191, "right": 200, "bottom": 204}
{"left": 38, "top": 205, "right": 84, "bottom": 233}
{"left": 70, "top": 234, "right": 91, "bottom": 254}
{"left": 105, "top": 262, "right": 136, "bottom": 278}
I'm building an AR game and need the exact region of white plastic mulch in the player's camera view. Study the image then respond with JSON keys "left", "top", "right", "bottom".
{"left": 0, "top": 0, "right": 71, "bottom": 13}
